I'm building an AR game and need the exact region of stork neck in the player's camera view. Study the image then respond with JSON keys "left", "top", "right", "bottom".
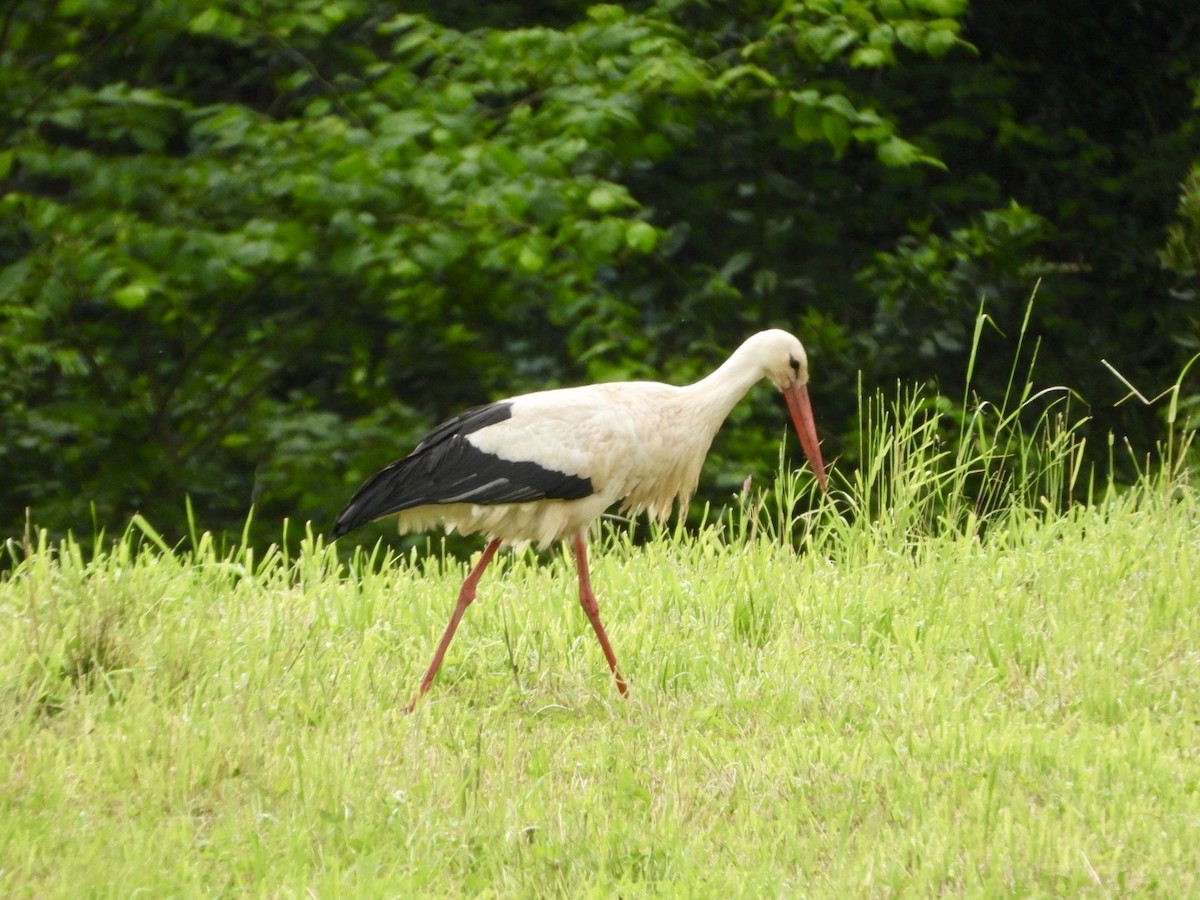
{"left": 680, "top": 344, "right": 766, "bottom": 433}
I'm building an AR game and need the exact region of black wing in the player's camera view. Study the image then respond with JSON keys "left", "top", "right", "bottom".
{"left": 332, "top": 401, "right": 594, "bottom": 538}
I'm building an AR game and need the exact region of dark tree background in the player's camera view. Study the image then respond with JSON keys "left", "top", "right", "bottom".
{"left": 1, "top": 0, "right": 1197, "bottom": 552}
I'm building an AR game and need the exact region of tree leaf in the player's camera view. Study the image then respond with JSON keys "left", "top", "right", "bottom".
{"left": 624, "top": 221, "right": 658, "bottom": 253}
{"left": 112, "top": 282, "right": 151, "bottom": 310}
{"left": 822, "top": 113, "right": 852, "bottom": 156}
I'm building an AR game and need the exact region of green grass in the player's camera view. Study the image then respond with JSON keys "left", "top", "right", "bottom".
{"left": 3, "top": 384, "right": 1199, "bottom": 897}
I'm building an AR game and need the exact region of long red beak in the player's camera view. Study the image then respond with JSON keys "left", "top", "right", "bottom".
{"left": 783, "top": 383, "right": 827, "bottom": 493}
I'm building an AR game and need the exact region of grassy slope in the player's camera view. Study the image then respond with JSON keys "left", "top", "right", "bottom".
{"left": 2, "top": 469, "right": 1198, "bottom": 897}
{"left": 4, "top": 350, "right": 1199, "bottom": 896}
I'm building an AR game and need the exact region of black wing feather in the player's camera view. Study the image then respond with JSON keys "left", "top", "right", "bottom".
{"left": 332, "top": 401, "right": 594, "bottom": 537}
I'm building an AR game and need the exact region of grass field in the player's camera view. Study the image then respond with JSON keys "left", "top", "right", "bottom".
{"left": 3, "top": 387, "right": 1199, "bottom": 896}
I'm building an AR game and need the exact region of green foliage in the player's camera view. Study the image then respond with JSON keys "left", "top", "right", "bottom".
{"left": 1, "top": 1, "right": 708, "bottom": 542}
{"left": 1162, "top": 164, "right": 1200, "bottom": 293}
{"left": 858, "top": 203, "right": 1050, "bottom": 388}
{"left": 1156, "top": 63, "right": 1200, "bottom": 438}
{"left": 1, "top": 0, "right": 1198, "bottom": 549}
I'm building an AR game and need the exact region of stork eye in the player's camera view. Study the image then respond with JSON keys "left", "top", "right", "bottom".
{"left": 788, "top": 355, "right": 800, "bottom": 375}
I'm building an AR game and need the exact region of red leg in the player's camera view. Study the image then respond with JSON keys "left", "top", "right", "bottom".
{"left": 572, "top": 532, "right": 629, "bottom": 697}
{"left": 405, "top": 538, "right": 502, "bottom": 712}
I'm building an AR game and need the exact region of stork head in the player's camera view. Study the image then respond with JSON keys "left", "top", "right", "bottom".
{"left": 752, "top": 328, "right": 811, "bottom": 391}
{"left": 748, "top": 329, "right": 828, "bottom": 493}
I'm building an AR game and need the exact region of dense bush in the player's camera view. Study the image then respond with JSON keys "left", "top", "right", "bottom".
{"left": 2, "top": 0, "right": 1197, "bottom": 550}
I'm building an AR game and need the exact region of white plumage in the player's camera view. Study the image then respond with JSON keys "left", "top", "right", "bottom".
{"left": 333, "top": 329, "right": 827, "bottom": 708}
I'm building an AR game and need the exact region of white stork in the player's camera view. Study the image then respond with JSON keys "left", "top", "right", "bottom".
{"left": 333, "top": 329, "right": 827, "bottom": 709}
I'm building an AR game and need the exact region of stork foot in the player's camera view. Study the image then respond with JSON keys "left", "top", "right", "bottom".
{"left": 403, "top": 538, "right": 502, "bottom": 711}
{"left": 572, "top": 533, "right": 629, "bottom": 697}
